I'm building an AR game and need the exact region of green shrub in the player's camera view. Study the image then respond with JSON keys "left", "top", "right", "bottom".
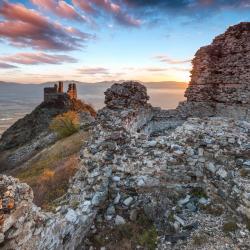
{"left": 191, "top": 187, "right": 208, "bottom": 198}
{"left": 50, "top": 111, "right": 80, "bottom": 138}
{"left": 138, "top": 227, "right": 157, "bottom": 250}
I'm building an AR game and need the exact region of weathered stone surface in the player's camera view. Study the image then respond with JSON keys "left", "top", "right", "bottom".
{"left": 181, "top": 22, "right": 250, "bottom": 121}
{"left": 104, "top": 81, "right": 149, "bottom": 109}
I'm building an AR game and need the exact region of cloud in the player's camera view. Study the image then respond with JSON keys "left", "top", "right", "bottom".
{"left": 124, "top": 0, "right": 250, "bottom": 11}
{"left": 123, "top": 0, "right": 250, "bottom": 21}
{"left": 0, "top": 1, "right": 94, "bottom": 51}
{"left": 171, "top": 67, "right": 190, "bottom": 72}
{"left": 145, "top": 67, "right": 167, "bottom": 72}
{"left": 31, "top": 0, "right": 88, "bottom": 22}
{"left": 70, "top": 0, "right": 250, "bottom": 28}
{"left": 154, "top": 55, "right": 191, "bottom": 64}
{"left": 1, "top": 52, "right": 77, "bottom": 65}
{"left": 140, "top": 66, "right": 191, "bottom": 72}
{"left": 0, "top": 62, "right": 17, "bottom": 69}
{"left": 77, "top": 67, "right": 110, "bottom": 75}
{"left": 73, "top": 0, "right": 141, "bottom": 27}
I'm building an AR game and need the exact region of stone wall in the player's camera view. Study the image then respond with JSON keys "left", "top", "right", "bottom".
{"left": 67, "top": 83, "right": 77, "bottom": 100}
{"left": 180, "top": 22, "right": 250, "bottom": 121}
{"left": 44, "top": 82, "right": 77, "bottom": 102}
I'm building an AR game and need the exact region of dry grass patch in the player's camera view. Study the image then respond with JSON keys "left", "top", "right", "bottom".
{"left": 222, "top": 220, "right": 238, "bottom": 233}
{"left": 89, "top": 211, "right": 158, "bottom": 250}
{"left": 13, "top": 131, "right": 89, "bottom": 210}
{"left": 192, "top": 233, "right": 208, "bottom": 246}
{"left": 50, "top": 111, "right": 80, "bottom": 138}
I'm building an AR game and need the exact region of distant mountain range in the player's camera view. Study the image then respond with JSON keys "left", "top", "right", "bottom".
{"left": 0, "top": 80, "right": 187, "bottom": 89}
{"left": 0, "top": 80, "right": 188, "bottom": 136}
{"left": 0, "top": 80, "right": 188, "bottom": 108}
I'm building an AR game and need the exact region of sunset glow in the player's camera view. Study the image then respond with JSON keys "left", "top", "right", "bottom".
{"left": 0, "top": 0, "right": 249, "bottom": 83}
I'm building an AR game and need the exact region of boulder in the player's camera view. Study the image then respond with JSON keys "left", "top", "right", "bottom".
{"left": 104, "top": 81, "right": 149, "bottom": 109}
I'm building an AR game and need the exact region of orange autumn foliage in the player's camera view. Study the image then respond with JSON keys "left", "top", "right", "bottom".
{"left": 50, "top": 111, "right": 80, "bottom": 138}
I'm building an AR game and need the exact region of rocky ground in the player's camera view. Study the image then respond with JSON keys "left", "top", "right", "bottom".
{"left": 79, "top": 115, "right": 250, "bottom": 250}
{"left": 0, "top": 81, "right": 250, "bottom": 249}
{"left": 0, "top": 22, "right": 249, "bottom": 249}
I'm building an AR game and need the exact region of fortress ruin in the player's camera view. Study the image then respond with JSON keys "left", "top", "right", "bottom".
{"left": 44, "top": 81, "right": 77, "bottom": 102}
{"left": 0, "top": 22, "right": 249, "bottom": 250}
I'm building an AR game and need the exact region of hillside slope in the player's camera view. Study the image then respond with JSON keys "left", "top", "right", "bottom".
{"left": 0, "top": 94, "right": 95, "bottom": 172}
{"left": 9, "top": 131, "right": 89, "bottom": 210}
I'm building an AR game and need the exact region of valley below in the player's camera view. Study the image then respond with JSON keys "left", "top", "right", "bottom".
{"left": 0, "top": 81, "right": 187, "bottom": 136}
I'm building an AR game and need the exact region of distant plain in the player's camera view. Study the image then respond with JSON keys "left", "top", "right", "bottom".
{"left": 0, "top": 81, "right": 187, "bottom": 136}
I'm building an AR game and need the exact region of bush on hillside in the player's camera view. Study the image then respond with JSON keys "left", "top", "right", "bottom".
{"left": 71, "top": 99, "right": 96, "bottom": 117}
{"left": 50, "top": 111, "right": 80, "bottom": 138}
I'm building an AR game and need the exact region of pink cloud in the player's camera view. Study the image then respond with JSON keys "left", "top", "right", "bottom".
{"left": 0, "top": 62, "right": 18, "bottom": 69}
{"left": 77, "top": 67, "right": 110, "bottom": 75}
{"left": 115, "top": 12, "right": 141, "bottom": 27}
{"left": 31, "top": 0, "right": 88, "bottom": 22}
{"left": 145, "top": 67, "right": 167, "bottom": 72}
{"left": 73, "top": 0, "right": 141, "bottom": 27}
{"left": 154, "top": 55, "right": 191, "bottom": 64}
{"left": 72, "top": 0, "right": 95, "bottom": 13}
{"left": 1, "top": 52, "right": 77, "bottom": 65}
{"left": 0, "top": 1, "right": 93, "bottom": 51}
{"left": 93, "top": 0, "right": 120, "bottom": 14}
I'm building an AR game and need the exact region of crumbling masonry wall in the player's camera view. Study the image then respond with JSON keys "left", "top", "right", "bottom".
{"left": 180, "top": 22, "right": 250, "bottom": 121}
{"left": 44, "top": 82, "right": 77, "bottom": 102}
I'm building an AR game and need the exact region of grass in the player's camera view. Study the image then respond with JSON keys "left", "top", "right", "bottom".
{"left": 50, "top": 111, "right": 80, "bottom": 139}
{"left": 191, "top": 187, "right": 208, "bottom": 198}
{"left": 223, "top": 221, "right": 238, "bottom": 232}
{"left": 12, "top": 131, "right": 89, "bottom": 210}
{"left": 200, "top": 203, "right": 224, "bottom": 216}
{"left": 240, "top": 169, "right": 250, "bottom": 178}
{"left": 138, "top": 227, "right": 158, "bottom": 250}
{"left": 192, "top": 233, "right": 208, "bottom": 246}
{"left": 89, "top": 211, "right": 158, "bottom": 250}
{"left": 167, "top": 211, "right": 175, "bottom": 223}
{"left": 222, "top": 220, "right": 238, "bottom": 233}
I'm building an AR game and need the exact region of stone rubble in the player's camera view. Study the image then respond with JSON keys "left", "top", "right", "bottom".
{"left": 1, "top": 80, "right": 250, "bottom": 249}
{"left": 0, "top": 22, "right": 250, "bottom": 249}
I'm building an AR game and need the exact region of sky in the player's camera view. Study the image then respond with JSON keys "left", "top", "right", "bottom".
{"left": 0, "top": 0, "right": 249, "bottom": 84}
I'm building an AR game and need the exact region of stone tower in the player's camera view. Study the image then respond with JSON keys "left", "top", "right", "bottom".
{"left": 43, "top": 81, "right": 78, "bottom": 102}
{"left": 67, "top": 83, "right": 77, "bottom": 99}
{"left": 58, "top": 81, "right": 64, "bottom": 93}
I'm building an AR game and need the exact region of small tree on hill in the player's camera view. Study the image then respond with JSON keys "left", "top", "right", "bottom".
{"left": 50, "top": 111, "right": 80, "bottom": 138}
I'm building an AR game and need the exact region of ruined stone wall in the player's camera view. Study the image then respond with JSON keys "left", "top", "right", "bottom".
{"left": 44, "top": 82, "right": 78, "bottom": 102}
{"left": 181, "top": 22, "right": 250, "bottom": 121}
{"left": 67, "top": 83, "right": 77, "bottom": 100}
{"left": 58, "top": 81, "right": 64, "bottom": 93}
{"left": 44, "top": 84, "right": 59, "bottom": 102}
